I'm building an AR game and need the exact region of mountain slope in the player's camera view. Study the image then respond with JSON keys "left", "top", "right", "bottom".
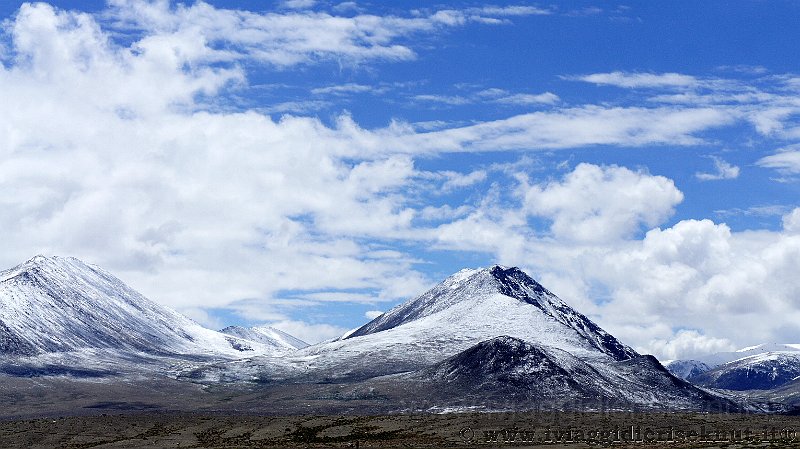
{"left": 690, "top": 352, "right": 800, "bottom": 390}
{"left": 664, "top": 360, "right": 712, "bottom": 380}
{"left": 275, "top": 266, "right": 639, "bottom": 384}
{"left": 346, "top": 266, "right": 635, "bottom": 361}
{"left": 418, "top": 336, "right": 614, "bottom": 395}
{"left": 358, "top": 336, "right": 739, "bottom": 412}
{"left": 0, "top": 256, "right": 271, "bottom": 359}
{"left": 220, "top": 325, "right": 309, "bottom": 351}
{"left": 701, "top": 344, "right": 800, "bottom": 367}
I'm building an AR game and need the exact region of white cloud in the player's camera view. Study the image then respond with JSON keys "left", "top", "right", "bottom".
{"left": 420, "top": 164, "right": 800, "bottom": 360}
{"left": 434, "top": 169, "right": 488, "bottom": 191}
{"left": 0, "top": 3, "right": 439, "bottom": 315}
{"left": 646, "top": 330, "right": 735, "bottom": 361}
{"left": 471, "top": 6, "right": 551, "bottom": 17}
{"left": 412, "top": 94, "right": 470, "bottom": 105}
{"left": 570, "top": 71, "right": 699, "bottom": 88}
{"left": 695, "top": 156, "right": 740, "bottom": 181}
{"left": 178, "top": 307, "right": 225, "bottom": 330}
{"left": 311, "top": 83, "right": 377, "bottom": 95}
{"left": 783, "top": 208, "right": 800, "bottom": 233}
{"left": 757, "top": 147, "right": 800, "bottom": 174}
{"left": 333, "top": 2, "right": 361, "bottom": 13}
{"left": 414, "top": 89, "right": 559, "bottom": 107}
{"left": 520, "top": 164, "right": 683, "bottom": 242}
{"left": 493, "top": 92, "right": 560, "bottom": 105}
{"left": 364, "top": 310, "right": 383, "bottom": 319}
{"left": 397, "top": 106, "right": 736, "bottom": 152}
{"left": 574, "top": 219, "right": 800, "bottom": 359}
{"left": 282, "top": 0, "right": 316, "bottom": 9}
{"left": 269, "top": 320, "right": 349, "bottom": 344}
{"left": 104, "top": 0, "right": 537, "bottom": 68}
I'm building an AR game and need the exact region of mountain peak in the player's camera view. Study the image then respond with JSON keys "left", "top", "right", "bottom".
{"left": 4, "top": 255, "right": 90, "bottom": 278}
{"left": 219, "top": 325, "right": 308, "bottom": 351}
{"left": 343, "top": 264, "right": 637, "bottom": 362}
{"left": 0, "top": 255, "right": 269, "bottom": 358}
{"left": 21, "top": 254, "right": 74, "bottom": 268}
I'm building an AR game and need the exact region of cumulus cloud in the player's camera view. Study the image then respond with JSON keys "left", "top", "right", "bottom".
{"left": 420, "top": 164, "right": 800, "bottom": 360}
{"left": 0, "top": 2, "right": 439, "bottom": 314}
{"left": 646, "top": 330, "right": 735, "bottom": 361}
{"left": 695, "top": 156, "right": 740, "bottom": 181}
{"left": 520, "top": 164, "right": 683, "bottom": 242}
{"left": 783, "top": 208, "right": 800, "bottom": 233}
{"left": 561, "top": 219, "right": 800, "bottom": 359}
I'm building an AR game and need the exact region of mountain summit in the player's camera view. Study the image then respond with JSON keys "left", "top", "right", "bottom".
{"left": 0, "top": 255, "right": 289, "bottom": 359}
{"left": 294, "top": 265, "right": 640, "bottom": 383}
{"left": 346, "top": 265, "right": 636, "bottom": 361}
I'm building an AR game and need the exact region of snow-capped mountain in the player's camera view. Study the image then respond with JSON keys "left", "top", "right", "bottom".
{"left": 0, "top": 258, "right": 743, "bottom": 413}
{"left": 0, "top": 256, "right": 289, "bottom": 361}
{"left": 690, "top": 352, "right": 800, "bottom": 391}
{"left": 346, "top": 266, "right": 636, "bottom": 361}
{"left": 701, "top": 343, "right": 800, "bottom": 367}
{"left": 664, "top": 359, "right": 712, "bottom": 380}
{"left": 667, "top": 344, "right": 800, "bottom": 391}
{"left": 287, "top": 265, "right": 638, "bottom": 383}
{"left": 220, "top": 325, "right": 308, "bottom": 351}
{"left": 354, "top": 336, "right": 736, "bottom": 412}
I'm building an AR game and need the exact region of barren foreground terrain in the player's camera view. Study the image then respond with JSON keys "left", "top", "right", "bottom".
{"left": 2, "top": 411, "right": 800, "bottom": 448}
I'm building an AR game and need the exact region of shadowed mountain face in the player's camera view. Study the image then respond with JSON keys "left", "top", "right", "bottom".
{"left": 420, "top": 336, "right": 605, "bottom": 394}
{"left": 367, "top": 336, "right": 741, "bottom": 412}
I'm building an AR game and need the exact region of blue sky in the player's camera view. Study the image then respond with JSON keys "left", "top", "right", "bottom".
{"left": 1, "top": 0, "right": 799, "bottom": 358}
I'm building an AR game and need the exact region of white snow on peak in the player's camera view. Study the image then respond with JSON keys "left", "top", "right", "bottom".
{"left": 291, "top": 265, "right": 636, "bottom": 379}
{"left": 691, "top": 343, "right": 800, "bottom": 368}
{"left": 0, "top": 255, "right": 285, "bottom": 358}
{"left": 220, "top": 325, "right": 309, "bottom": 351}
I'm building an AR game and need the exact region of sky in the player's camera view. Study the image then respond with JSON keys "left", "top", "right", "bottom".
{"left": 1, "top": 0, "right": 799, "bottom": 360}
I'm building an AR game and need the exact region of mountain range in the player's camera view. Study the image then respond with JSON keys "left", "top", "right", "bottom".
{"left": 0, "top": 256, "right": 754, "bottom": 413}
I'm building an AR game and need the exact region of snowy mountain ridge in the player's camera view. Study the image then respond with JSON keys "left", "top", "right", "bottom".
{"left": 220, "top": 325, "right": 309, "bottom": 352}
{"left": 0, "top": 256, "right": 746, "bottom": 412}
{"left": 346, "top": 265, "right": 636, "bottom": 362}
{"left": 0, "top": 255, "right": 297, "bottom": 359}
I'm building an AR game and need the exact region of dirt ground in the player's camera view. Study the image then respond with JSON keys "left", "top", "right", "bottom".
{"left": 2, "top": 411, "right": 800, "bottom": 449}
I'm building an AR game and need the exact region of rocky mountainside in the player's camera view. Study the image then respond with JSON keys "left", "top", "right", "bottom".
{"left": 357, "top": 336, "right": 738, "bottom": 412}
